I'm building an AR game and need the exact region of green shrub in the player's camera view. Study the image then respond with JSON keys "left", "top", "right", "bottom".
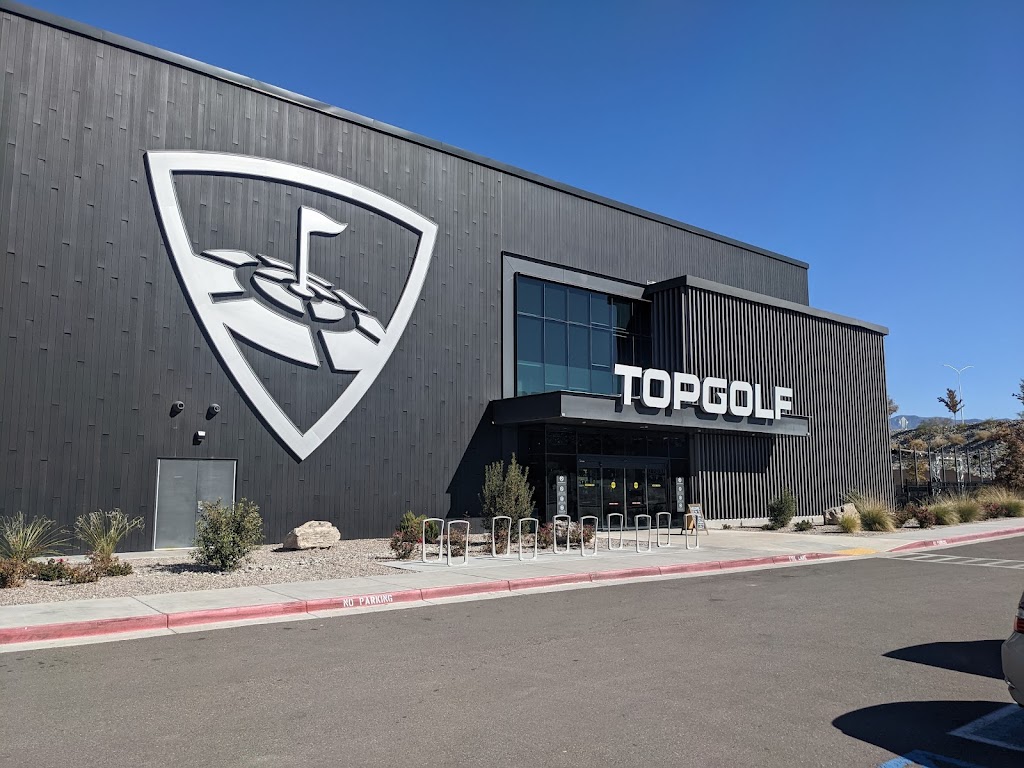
{"left": 537, "top": 520, "right": 594, "bottom": 549}
{"left": 31, "top": 558, "right": 73, "bottom": 582}
{"left": 75, "top": 509, "right": 144, "bottom": 567}
{"left": 0, "top": 559, "right": 26, "bottom": 589}
{"left": 446, "top": 525, "right": 468, "bottom": 557}
{"left": 976, "top": 487, "right": 1024, "bottom": 518}
{"left": 66, "top": 563, "right": 99, "bottom": 584}
{"left": 721, "top": 523, "right": 733, "bottom": 530}
{"left": 191, "top": 498, "right": 264, "bottom": 571}
{"left": 891, "top": 506, "right": 914, "bottom": 529}
{"left": 480, "top": 455, "right": 535, "bottom": 543}
{"left": 766, "top": 489, "right": 796, "bottom": 530}
{"left": 0, "top": 512, "right": 68, "bottom": 562}
{"left": 100, "top": 559, "right": 133, "bottom": 577}
{"left": 793, "top": 519, "right": 813, "bottom": 532}
{"left": 837, "top": 514, "right": 861, "bottom": 533}
{"left": 930, "top": 501, "right": 960, "bottom": 526}
{"left": 389, "top": 512, "right": 439, "bottom": 560}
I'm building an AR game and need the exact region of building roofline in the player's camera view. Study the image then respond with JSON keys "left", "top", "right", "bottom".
{"left": 2, "top": 0, "right": 811, "bottom": 271}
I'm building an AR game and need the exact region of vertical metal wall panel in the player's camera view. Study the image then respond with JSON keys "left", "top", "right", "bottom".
{"left": 0, "top": 7, "right": 884, "bottom": 547}
{"left": 675, "top": 287, "right": 892, "bottom": 519}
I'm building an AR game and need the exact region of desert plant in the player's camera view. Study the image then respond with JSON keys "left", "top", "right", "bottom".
{"left": 479, "top": 455, "right": 535, "bottom": 542}
{"left": 30, "top": 558, "right": 73, "bottom": 582}
{"left": 0, "top": 512, "right": 68, "bottom": 562}
{"left": 191, "top": 498, "right": 264, "bottom": 571}
{"left": 102, "top": 559, "right": 134, "bottom": 577}
{"left": 389, "top": 512, "right": 439, "bottom": 560}
{"left": 446, "top": 525, "right": 468, "bottom": 557}
{"left": 847, "top": 493, "right": 896, "bottom": 532}
{"left": 995, "top": 421, "right": 1024, "bottom": 492}
{"left": 766, "top": 489, "right": 796, "bottom": 530}
{"left": 66, "top": 563, "right": 99, "bottom": 584}
{"left": 837, "top": 514, "right": 861, "bottom": 533}
{"left": 975, "top": 487, "right": 1024, "bottom": 518}
{"left": 938, "top": 492, "right": 983, "bottom": 523}
{"left": 793, "top": 519, "right": 813, "bottom": 532}
{"left": 913, "top": 507, "right": 937, "bottom": 529}
{"left": 721, "top": 523, "right": 733, "bottom": 530}
{"left": 75, "top": 509, "right": 144, "bottom": 569}
{"left": 0, "top": 559, "right": 26, "bottom": 589}
{"left": 891, "top": 506, "right": 914, "bottom": 529}
{"left": 928, "top": 497, "right": 961, "bottom": 526}
{"left": 937, "top": 388, "right": 964, "bottom": 424}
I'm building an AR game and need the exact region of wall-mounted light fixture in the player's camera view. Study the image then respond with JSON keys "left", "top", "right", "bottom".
{"left": 192, "top": 430, "right": 206, "bottom": 445}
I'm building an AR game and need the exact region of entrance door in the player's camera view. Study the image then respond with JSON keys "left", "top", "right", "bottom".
{"left": 155, "top": 459, "right": 236, "bottom": 548}
{"left": 625, "top": 466, "right": 647, "bottom": 525}
{"left": 647, "top": 464, "right": 668, "bottom": 521}
{"left": 577, "top": 465, "right": 602, "bottom": 524}
{"left": 601, "top": 466, "right": 625, "bottom": 526}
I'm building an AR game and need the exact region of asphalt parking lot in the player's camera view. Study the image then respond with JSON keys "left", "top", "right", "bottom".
{"left": 1, "top": 537, "right": 1022, "bottom": 768}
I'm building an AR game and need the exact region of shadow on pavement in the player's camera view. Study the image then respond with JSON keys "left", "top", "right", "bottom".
{"left": 884, "top": 639, "right": 1005, "bottom": 679}
{"left": 833, "top": 700, "right": 1016, "bottom": 767}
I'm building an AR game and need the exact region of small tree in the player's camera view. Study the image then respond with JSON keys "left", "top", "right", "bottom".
{"left": 192, "top": 498, "right": 264, "bottom": 571}
{"left": 995, "top": 422, "right": 1024, "bottom": 492}
{"left": 1014, "top": 379, "right": 1024, "bottom": 419}
{"left": 480, "top": 454, "right": 535, "bottom": 545}
{"left": 887, "top": 396, "right": 899, "bottom": 418}
{"left": 937, "top": 388, "right": 963, "bottom": 424}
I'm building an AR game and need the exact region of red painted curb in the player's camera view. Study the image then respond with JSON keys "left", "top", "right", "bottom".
{"left": 166, "top": 600, "right": 307, "bottom": 629}
{"left": 305, "top": 589, "right": 424, "bottom": 612}
{"left": 590, "top": 566, "right": 663, "bottom": 582}
{"left": 658, "top": 561, "right": 722, "bottom": 576}
{"left": 0, "top": 613, "right": 169, "bottom": 644}
{"left": 889, "top": 526, "right": 1024, "bottom": 553}
{"left": 508, "top": 573, "right": 593, "bottom": 590}
{"left": 715, "top": 556, "right": 779, "bottom": 569}
{"left": 419, "top": 581, "right": 511, "bottom": 601}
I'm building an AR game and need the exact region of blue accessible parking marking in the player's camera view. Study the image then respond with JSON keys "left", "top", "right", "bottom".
{"left": 949, "top": 704, "right": 1024, "bottom": 753}
{"left": 878, "top": 750, "right": 987, "bottom": 768}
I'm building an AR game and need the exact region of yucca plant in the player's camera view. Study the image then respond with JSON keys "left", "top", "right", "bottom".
{"left": 0, "top": 512, "right": 69, "bottom": 562}
{"left": 75, "top": 509, "right": 144, "bottom": 570}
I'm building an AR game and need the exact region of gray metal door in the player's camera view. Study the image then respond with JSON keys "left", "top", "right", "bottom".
{"left": 154, "top": 459, "right": 236, "bottom": 548}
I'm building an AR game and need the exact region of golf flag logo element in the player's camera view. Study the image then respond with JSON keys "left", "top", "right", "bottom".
{"left": 145, "top": 151, "right": 438, "bottom": 461}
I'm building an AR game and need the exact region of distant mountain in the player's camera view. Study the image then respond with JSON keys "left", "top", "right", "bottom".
{"left": 889, "top": 414, "right": 984, "bottom": 431}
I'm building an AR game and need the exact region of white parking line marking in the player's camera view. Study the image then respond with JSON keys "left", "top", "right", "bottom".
{"left": 890, "top": 553, "right": 1024, "bottom": 570}
{"left": 949, "top": 704, "right": 1024, "bottom": 753}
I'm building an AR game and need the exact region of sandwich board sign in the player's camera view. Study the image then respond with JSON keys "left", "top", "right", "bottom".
{"left": 685, "top": 503, "right": 707, "bottom": 531}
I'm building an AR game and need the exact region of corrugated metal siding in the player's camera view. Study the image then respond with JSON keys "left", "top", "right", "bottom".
{"left": 679, "top": 287, "right": 892, "bottom": 519}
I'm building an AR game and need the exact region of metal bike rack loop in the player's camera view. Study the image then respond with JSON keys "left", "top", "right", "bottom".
{"left": 635, "top": 514, "right": 652, "bottom": 553}
{"left": 446, "top": 519, "right": 470, "bottom": 567}
{"left": 519, "top": 517, "right": 539, "bottom": 561}
{"left": 606, "top": 512, "right": 624, "bottom": 551}
{"left": 684, "top": 512, "right": 706, "bottom": 550}
{"left": 580, "top": 515, "right": 598, "bottom": 557}
{"left": 552, "top": 513, "right": 571, "bottom": 554}
{"left": 422, "top": 517, "right": 446, "bottom": 563}
{"left": 491, "top": 515, "right": 512, "bottom": 558}
{"left": 656, "top": 511, "right": 673, "bottom": 548}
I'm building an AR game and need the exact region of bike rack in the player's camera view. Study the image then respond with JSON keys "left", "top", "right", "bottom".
{"left": 606, "top": 512, "right": 624, "bottom": 551}
{"left": 635, "top": 514, "right": 652, "bottom": 553}
{"left": 580, "top": 515, "right": 598, "bottom": 557}
{"left": 446, "top": 519, "right": 470, "bottom": 567}
{"left": 519, "top": 517, "right": 538, "bottom": 561}
{"left": 656, "top": 511, "right": 673, "bottom": 548}
{"left": 552, "top": 513, "right": 571, "bottom": 554}
{"left": 422, "top": 517, "right": 446, "bottom": 563}
{"left": 684, "top": 513, "right": 705, "bottom": 550}
{"left": 491, "top": 515, "right": 512, "bottom": 558}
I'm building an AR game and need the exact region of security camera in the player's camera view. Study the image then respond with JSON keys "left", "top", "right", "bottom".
{"left": 170, "top": 401, "right": 185, "bottom": 417}
{"left": 206, "top": 403, "right": 221, "bottom": 419}
{"left": 192, "top": 430, "right": 206, "bottom": 445}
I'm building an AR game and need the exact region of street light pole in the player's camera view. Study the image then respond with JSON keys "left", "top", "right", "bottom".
{"left": 942, "top": 363, "right": 973, "bottom": 425}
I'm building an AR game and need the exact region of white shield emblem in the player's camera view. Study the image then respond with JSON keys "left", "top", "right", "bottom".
{"left": 145, "top": 151, "right": 437, "bottom": 461}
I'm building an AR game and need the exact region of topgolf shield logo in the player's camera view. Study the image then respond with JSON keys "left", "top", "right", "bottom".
{"left": 145, "top": 151, "right": 438, "bottom": 461}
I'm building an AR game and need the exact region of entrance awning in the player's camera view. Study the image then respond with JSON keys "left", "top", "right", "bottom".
{"left": 490, "top": 392, "right": 810, "bottom": 437}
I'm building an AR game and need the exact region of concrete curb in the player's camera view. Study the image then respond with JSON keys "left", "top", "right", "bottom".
{"left": 0, "top": 551, "right": 847, "bottom": 646}
{"left": 888, "top": 525, "right": 1024, "bottom": 553}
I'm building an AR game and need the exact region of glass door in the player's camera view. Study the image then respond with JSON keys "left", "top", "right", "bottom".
{"left": 601, "top": 466, "right": 625, "bottom": 527}
{"left": 625, "top": 466, "right": 647, "bottom": 525}
{"left": 577, "top": 465, "right": 602, "bottom": 524}
{"left": 646, "top": 463, "right": 668, "bottom": 521}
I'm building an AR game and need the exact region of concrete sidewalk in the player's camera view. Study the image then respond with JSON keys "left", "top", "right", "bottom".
{"left": 2, "top": 518, "right": 1022, "bottom": 651}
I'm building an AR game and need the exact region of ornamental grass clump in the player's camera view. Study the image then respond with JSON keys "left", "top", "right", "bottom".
{"left": 976, "top": 487, "right": 1024, "bottom": 518}
{"left": 837, "top": 513, "right": 861, "bottom": 534}
{"left": 75, "top": 508, "right": 144, "bottom": 575}
{"left": 928, "top": 497, "right": 960, "bottom": 526}
{"left": 192, "top": 498, "right": 264, "bottom": 571}
{"left": 0, "top": 512, "right": 68, "bottom": 562}
{"left": 847, "top": 492, "right": 896, "bottom": 532}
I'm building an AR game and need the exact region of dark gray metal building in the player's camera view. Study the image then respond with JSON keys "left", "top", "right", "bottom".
{"left": 0, "top": 2, "right": 892, "bottom": 550}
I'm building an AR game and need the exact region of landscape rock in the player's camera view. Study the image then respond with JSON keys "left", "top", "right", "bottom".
{"left": 824, "top": 503, "right": 858, "bottom": 525}
{"left": 281, "top": 520, "right": 341, "bottom": 550}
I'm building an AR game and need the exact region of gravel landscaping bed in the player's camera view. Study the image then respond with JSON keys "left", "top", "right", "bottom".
{"left": 0, "top": 539, "right": 408, "bottom": 607}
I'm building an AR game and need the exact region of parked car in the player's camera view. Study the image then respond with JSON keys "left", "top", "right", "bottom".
{"left": 1002, "top": 590, "right": 1024, "bottom": 706}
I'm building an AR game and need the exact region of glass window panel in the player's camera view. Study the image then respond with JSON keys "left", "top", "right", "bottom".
{"left": 634, "top": 303, "right": 651, "bottom": 335}
{"left": 546, "top": 427, "right": 576, "bottom": 455}
{"left": 602, "top": 432, "right": 626, "bottom": 456}
{"left": 577, "top": 431, "right": 602, "bottom": 455}
{"left": 516, "top": 315, "right": 543, "bottom": 365}
{"left": 516, "top": 362, "right": 543, "bottom": 396}
{"left": 567, "top": 288, "right": 589, "bottom": 325}
{"left": 591, "top": 368, "right": 614, "bottom": 395}
{"left": 635, "top": 336, "right": 652, "bottom": 369}
{"left": 544, "top": 320, "right": 567, "bottom": 389}
{"left": 613, "top": 299, "right": 632, "bottom": 330}
{"left": 567, "top": 325, "right": 590, "bottom": 390}
{"left": 591, "top": 329, "right": 611, "bottom": 368}
{"left": 590, "top": 293, "right": 611, "bottom": 327}
{"left": 544, "top": 283, "right": 567, "bottom": 320}
{"left": 614, "top": 333, "right": 633, "bottom": 367}
{"left": 517, "top": 276, "right": 544, "bottom": 316}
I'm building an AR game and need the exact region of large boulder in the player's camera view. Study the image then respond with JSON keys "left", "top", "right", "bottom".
{"left": 282, "top": 520, "right": 341, "bottom": 550}
{"left": 824, "top": 503, "right": 858, "bottom": 525}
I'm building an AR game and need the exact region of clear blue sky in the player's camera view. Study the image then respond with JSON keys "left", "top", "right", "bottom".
{"left": 31, "top": 0, "right": 1024, "bottom": 419}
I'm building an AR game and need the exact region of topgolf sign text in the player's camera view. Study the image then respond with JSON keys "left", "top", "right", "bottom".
{"left": 614, "top": 364, "right": 794, "bottom": 420}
